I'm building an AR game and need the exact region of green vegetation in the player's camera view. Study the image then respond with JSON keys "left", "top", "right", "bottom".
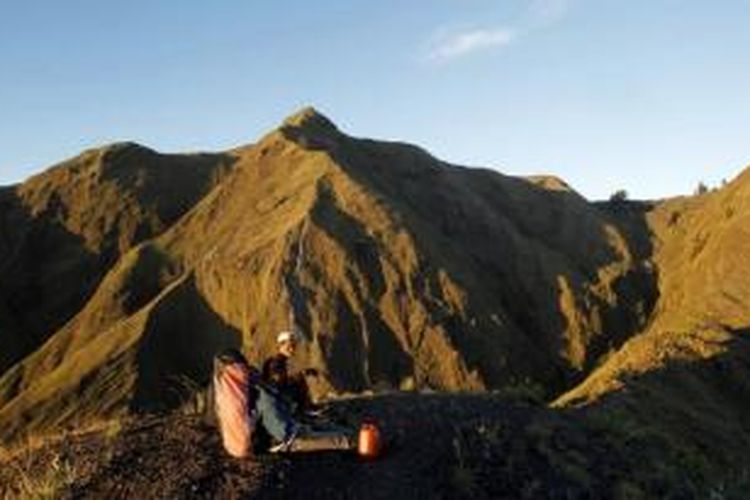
{"left": 609, "top": 189, "right": 629, "bottom": 202}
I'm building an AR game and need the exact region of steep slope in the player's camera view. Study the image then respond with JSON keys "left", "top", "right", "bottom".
{"left": 0, "top": 143, "right": 231, "bottom": 374}
{"left": 0, "top": 109, "right": 657, "bottom": 442}
{"left": 308, "top": 119, "right": 656, "bottom": 386}
{"left": 136, "top": 107, "right": 655, "bottom": 394}
{"left": 558, "top": 169, "right": 750, "bottom": 404}
{"left": 555, "top": 170, "right": 750, "bottom": 471}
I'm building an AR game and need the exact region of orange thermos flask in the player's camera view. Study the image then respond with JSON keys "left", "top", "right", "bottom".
{"left": 358, "top": 421, "right": 382, "bottom": 459}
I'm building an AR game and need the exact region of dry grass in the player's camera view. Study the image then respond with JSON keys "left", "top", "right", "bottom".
{"left": 0, "top": 417, "right": 126, "bottom": 499}
{"left": 3, "top": 452, "right": 79, "bottom": 500}
{"left": 0, "top": 108, "right": 748, "bottom": 491}
{"left": 0, "top": 418, "right": 124, "bottom": 463}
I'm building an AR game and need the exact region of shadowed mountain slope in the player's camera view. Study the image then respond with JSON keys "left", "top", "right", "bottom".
{"left": 0, "top": 144, "right": 231, "bottom": 375}
{"left": 2, "top": 107, "right": 749, "bottom": 475}
{"left": 0, "top": 109, "right": 659, "bottom": 442}
{"left": 554, "top": 173, "right": 750, "bottom": 474}
{"left": 557, "top": 169, "right": 750, "bottom": 406}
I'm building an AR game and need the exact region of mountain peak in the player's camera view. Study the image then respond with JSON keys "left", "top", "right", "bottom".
{"left": 282, "top": 106, "right": 338, "bottom": 131}
{"left": 277, "top": 107, "right": 342, "bottom": 150}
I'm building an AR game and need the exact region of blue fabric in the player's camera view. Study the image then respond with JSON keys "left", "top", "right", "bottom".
{"left": 255, "top": 385, "right": 297, "bottom": 441}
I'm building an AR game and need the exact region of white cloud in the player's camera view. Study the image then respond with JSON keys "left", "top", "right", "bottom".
{"left": 422, "top": 1, "right": 574, "bottom": 65}
{"left": 427, "top": 28, "right": 515, "bottom": 63}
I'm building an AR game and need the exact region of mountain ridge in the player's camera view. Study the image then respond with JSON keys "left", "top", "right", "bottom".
{"left": 0, "top": 109, "right": 748, "bottom": 462}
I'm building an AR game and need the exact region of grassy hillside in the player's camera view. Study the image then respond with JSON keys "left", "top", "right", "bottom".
{"left": 0, "top": 143, "right": 230, "bottom": 375}
{"left": 554, "top": 173, "right": 750, "bottom": 479}
{"left": 0, "top": 109, "right": 661, "bottom": 443}
{"left": 0, "top": 110, "right": 748, "bottom": 496}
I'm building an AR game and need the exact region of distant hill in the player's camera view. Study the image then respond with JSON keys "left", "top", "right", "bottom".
{"left": 0, "top": 143, "right": 230, "bottom": 375}
{"left": 0, "top": 107, "right": 748, "bottom": 479}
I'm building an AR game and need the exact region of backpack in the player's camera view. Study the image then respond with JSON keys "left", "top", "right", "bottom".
{"left": 212, "top": 349, "right": 261, "bottom": 458}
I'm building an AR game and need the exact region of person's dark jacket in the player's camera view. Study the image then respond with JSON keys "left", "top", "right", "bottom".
{"left": 262, "top": 353, "right": 291, "bottom": 387}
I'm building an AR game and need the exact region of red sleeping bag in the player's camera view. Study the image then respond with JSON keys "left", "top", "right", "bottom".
{"left": 214, "top": 354, "right": 258, "bottom": 458}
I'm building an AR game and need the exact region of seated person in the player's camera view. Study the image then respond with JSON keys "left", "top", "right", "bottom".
{"left": 261, "top": 331, "right": 320, "bottom": 415}
{"left": 213, "top": 348, "right": 351, "bottom": 457}
{"left": 255, "top": 380, "right": 351, "bottom": 453}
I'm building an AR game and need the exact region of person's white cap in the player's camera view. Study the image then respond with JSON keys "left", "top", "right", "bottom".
{"left": 276, "top": 331, "right": 296, "bottom": 344}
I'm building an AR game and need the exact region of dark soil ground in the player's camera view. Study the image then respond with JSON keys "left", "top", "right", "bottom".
{"left": 0, "top": 392, "right": 727, "bottom": 499}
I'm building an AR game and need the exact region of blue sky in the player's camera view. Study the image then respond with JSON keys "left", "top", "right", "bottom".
{"left": 1, "top": 1, "right": 748, "bottom": 200}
